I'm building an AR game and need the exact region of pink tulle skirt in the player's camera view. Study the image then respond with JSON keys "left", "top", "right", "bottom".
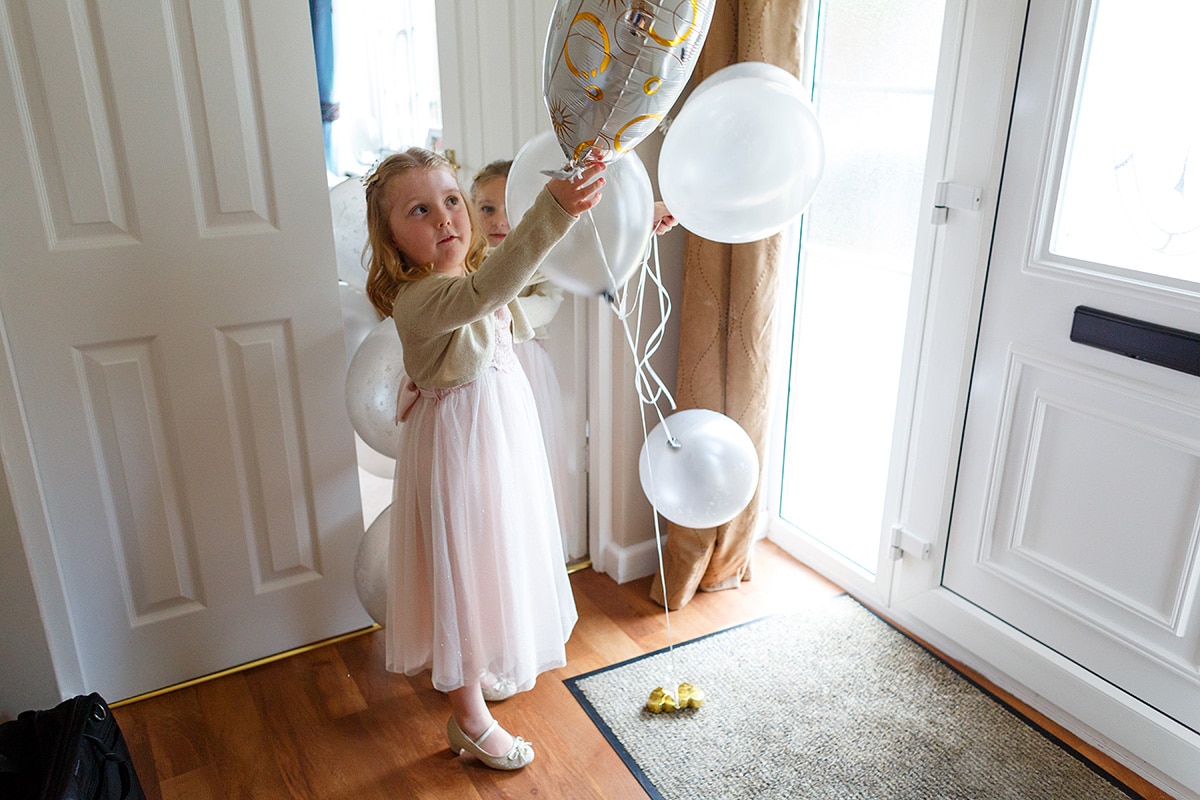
{"left": 514, "top": 339, "right": 580, "bottom": 559}
{"left": 385, "top": 358, "right": 577, "bottom": 693}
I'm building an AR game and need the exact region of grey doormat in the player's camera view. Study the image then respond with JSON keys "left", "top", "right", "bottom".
{"left": 564, "top": 595, "right": 1138, "bottom": 799}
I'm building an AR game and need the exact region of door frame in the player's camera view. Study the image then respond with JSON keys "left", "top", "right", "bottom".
{"left": 877, "top": 0, "right": 1200, "bottom": 796}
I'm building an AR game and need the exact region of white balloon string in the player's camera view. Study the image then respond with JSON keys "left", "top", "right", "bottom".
{"left": 639, "top": 371, "right": 676, "bottom": 686}
{"left": 609, "top": 235, "right": 679, "bottom": 687}
{"left": 583, "top": 208, "right": 621, "bottom": 304}
{"left": 608, "top": 234, "right": 677, "bottom": 430}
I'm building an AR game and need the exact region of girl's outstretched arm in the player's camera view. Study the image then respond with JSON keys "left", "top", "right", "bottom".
{"left": 546, "top": 158, "right": 606, "bottom": 217}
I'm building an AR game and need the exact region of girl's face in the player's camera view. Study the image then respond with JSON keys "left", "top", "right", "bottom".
{"left": 472, "top": 176, "right": 510, "bottom": 248}
{"left": 386, "top": 167, "right": 472, "bottom": 276}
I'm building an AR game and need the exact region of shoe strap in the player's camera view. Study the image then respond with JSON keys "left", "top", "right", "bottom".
{"left": 473, "top": 720, "right": 500, "bottom": 747}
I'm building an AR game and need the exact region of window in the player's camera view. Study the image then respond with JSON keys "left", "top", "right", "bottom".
{"left": 327, "top": 0, "right": 443, "bottom": 178}
{"left": 775, "top": 0, "right": 946, "bottom": 574}
{"left": 1052, "top": 0, "right": 1200, "bottom": 286}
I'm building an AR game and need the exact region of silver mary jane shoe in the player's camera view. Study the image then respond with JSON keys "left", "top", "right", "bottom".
{"left": 446, "top": 717, "right": 534, "bottom": 771}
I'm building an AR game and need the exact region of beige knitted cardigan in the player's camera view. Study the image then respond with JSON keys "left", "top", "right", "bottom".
{"left": 391, "top": 188, "right": 576, "bottom": 389}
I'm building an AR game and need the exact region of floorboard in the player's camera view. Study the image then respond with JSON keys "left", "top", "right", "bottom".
{"left": 112, "top": 540, "right": 1171, "bottom": 799}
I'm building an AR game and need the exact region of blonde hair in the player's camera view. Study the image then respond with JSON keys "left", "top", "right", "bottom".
{"left": 363, "top": 148, "right": 489, "bottom": 319}
{"left": 470, "top": 159, "right": 512, "bottom": 201}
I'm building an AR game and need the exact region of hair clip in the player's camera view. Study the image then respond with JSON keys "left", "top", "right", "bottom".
{"left": 360, "top": 158, "right": 383, "bottom": 190}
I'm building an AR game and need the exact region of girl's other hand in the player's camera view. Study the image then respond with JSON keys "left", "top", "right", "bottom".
{"left": 547, "top": 155, "right": 606, "bottom": 217}
{"left": 652, "top": 201, "right": 678, "bottom": 235}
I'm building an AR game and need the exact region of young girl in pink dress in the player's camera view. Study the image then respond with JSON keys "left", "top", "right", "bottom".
{"left": 363, "top": 147, "right": 605, "bottom": 771}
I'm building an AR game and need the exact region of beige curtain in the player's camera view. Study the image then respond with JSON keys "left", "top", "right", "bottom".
{"left": 650, "top": 0, "right": 808, "bottom": 610}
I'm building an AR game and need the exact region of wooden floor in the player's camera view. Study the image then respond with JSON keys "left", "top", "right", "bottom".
{"left": 112, "top": 540, "right": 1171, "bottom": 799}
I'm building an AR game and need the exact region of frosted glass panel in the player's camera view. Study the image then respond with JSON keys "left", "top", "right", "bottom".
{"left": 1052, "top": 0, "right": 1200, "bottom": 284}
{"left": 778, "top": 0, "right": 945, "bottom": 573}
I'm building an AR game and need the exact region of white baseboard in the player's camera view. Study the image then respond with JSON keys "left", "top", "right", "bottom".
{"left": 600, "top": 536, "right": 664, "bottom": 585}
{"left": 600, "top": 517, "right": 770, "bottom": 586}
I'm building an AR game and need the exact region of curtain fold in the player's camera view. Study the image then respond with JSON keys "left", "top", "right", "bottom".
{"left": 651, "top": 0, "right": 808, "bottom": 610}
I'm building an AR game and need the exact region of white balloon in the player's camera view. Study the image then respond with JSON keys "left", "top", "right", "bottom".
{"left": 330, "top": 177, "right": 371, "bottom": 289}
{"left": 659, "top": 72, "right": 824, "bottom": 244}
{"left": 339, "top": 283, "right": 380, "bottom": 366}
{"left": 344, "top": 318, "right": 405, "bottom": 457}
{"left": 354, "top": 504, "right": 390, "bottom": 626}
{"left": 638, "top": 409, "right": 759, "bottom": 529}
{"left": 507, "top": 131, "right": 654, "bottom": 296}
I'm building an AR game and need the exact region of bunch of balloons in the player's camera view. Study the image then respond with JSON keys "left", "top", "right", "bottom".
{"left": 537, "top": 0, "right": 825, "bottom": 291}
{"left": 537, "top": 3, "right": 809, "bottom": 529}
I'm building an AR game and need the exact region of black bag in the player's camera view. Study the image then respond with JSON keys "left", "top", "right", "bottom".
{"left": 0, "top": 693, "right": 146, "bottom": 800}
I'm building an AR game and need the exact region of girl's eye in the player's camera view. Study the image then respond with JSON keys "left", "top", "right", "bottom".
{"left": 447, "top": 196, "right": 460, "bottom": 207}
{"left": 480, "top": 204, "right": 495, "bottom": 215}
{"left": 411, "top": 205, "right": 427, "bottom": 216}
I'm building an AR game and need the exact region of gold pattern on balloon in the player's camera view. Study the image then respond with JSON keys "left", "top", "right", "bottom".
{"left": 548, "top": 97, "right": 575, "bottom": 141}
{"left": 614, "top": 113, "right": 662, "bottom": 152}
{"left": 564, "top": 12, "right": 611, "bottom": 82}
{"left": 645, "top": 0, "right": 699, "bottom": 47}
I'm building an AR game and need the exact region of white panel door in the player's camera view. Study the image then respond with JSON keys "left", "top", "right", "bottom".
{"left": 0, "top": 0, "right": 367, "bottom": 700}
{"left": 944, "top": 0, "right": 1200, "bottom": 732}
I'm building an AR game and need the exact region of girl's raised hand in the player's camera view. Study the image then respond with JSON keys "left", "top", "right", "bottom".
{"left": 546, "top": 156, "right": 606, "bottom": 217}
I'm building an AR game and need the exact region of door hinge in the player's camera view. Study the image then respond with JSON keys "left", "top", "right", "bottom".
{"left": 582, "top": 418, "right": 590, "bottom": 472}
{"left": 930, "top": 182, "right": 983, "bottom": 224}
{"left": 889, "top": 525, "right": 932, "bottom": 561}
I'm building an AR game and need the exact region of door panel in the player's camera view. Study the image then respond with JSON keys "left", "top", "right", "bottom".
{"left": 944, "top": 0, "right": 1200, "bottom": 732}
{"left": 0, "top": 0, "right": 366, "bottom": 700}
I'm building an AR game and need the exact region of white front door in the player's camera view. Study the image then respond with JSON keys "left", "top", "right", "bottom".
{"left": 0, "top": 0, "right": 367, "bottom": 700}
{"left": 944, "top": 0, "right": 1200, "bottom": 732}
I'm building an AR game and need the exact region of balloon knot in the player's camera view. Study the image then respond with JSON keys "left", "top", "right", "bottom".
{"left": 540, "top": 161, "right": 586, "bottom": 182}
